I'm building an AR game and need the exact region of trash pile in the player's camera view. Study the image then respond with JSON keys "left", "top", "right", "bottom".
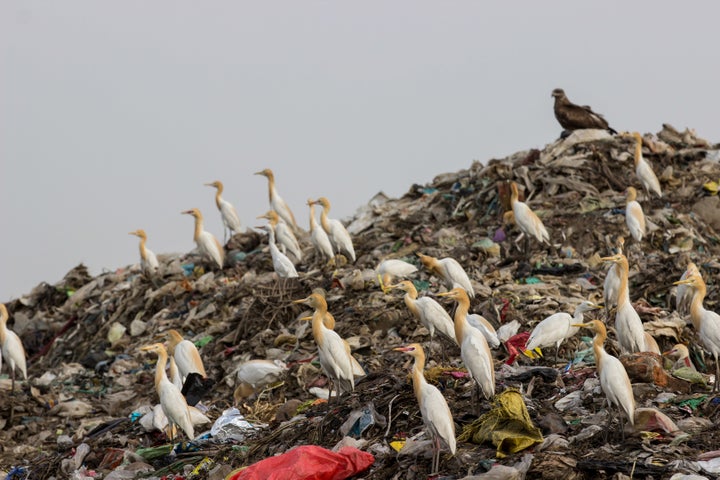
{"left": 1, "top": 124, "right": 720, "bottom": 479}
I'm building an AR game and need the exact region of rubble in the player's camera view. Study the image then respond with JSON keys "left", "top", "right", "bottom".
{"left": 1, "top": 124, "right": 720, "bottom": 479}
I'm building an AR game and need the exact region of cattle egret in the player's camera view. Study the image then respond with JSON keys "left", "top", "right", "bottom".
{"left": 508, "top": 181, "right": 550, "bottom": 249}
{"left": 600, "top": 254, "right": 650, "bottom": 354}
{"left": 140, "top": 343, "right": 194, "bottom": 441}
{"left": 128, "top": 229, "right": 160, "bottom": 276}
{"left": 259, "top": 224, "right": 299, "bottom": 278}
{"left": 394, "top": 343, "right": 456, "bottom": 475}
{"left": 676, "top": 262, "right": 699, "bottom": 317}
{"left": 438, "top": 288, "right": 495, "bottom": 400}
{"left": 625, "top": 187, "right": 646, "bottom": 242}
{"left": 307, "top": 199, "right": 334, "bottom": 262}
{"left": 234, "top": 359, "right": 287, "bottom": 401}
{"left": 0, "top": 304, "right": 27, "bottom": 394}
{"left": 205, "top": 180, "right": 242, "bottom": 242}
{"left": 663, "top": 344, "right": 696, "bottom": 372}
{"left": 181, "top": 208, "right": 225, "bottom": 269}
{"left": 603, "top": 237, "right": 625, "bottom": 313}
{"left": 255, "top": 168, "right": 299, "bottom": 232}
{"left": 166, "top": 330, "right": 207, "bottom": 383}
{"left": 674, "top": 273, "right": 720, "bottom": 391}
{"left": 465, "top": 314, "right": 500, "bottom": 349}
{"left": 524, "top": 300, "right": 602, "bottom": 364}
{"left": 572, "top": 320, "right": 635, "bottom": 438}
{"left": 297, "top": 292, "right": 365, "bottom": 378}
{"left": 629, "top": 132, "right": 662, "bottom": 198}
{"left": 258, "top": 210, "right": 302, "bottom": 262}
{"left": 293, "top": 294, "right": 355, "bottom": 401}
{"left": 417, "top": 253, "right": 474, "bottom": 298}
{"left": 377, "top": 259, "right": 418, "bottom": 294}
{"left": 312, "top": 197, "right": 356, "bottom": 262}
{"left": 389, "top": 281, "right": 456, "bottom": 347}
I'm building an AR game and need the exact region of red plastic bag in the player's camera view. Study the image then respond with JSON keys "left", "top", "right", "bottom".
{"left": 227, "top": 445, "right": 374, "bottom": 480}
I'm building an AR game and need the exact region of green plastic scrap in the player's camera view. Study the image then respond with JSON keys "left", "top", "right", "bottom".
{"left": 457, "top": 388, "right": 543, "bottom": 458}
{"left": 523, "top": 277, "right": 542, "bottom": 284}
{"left": 195, "top": 336, "right": 214, "bottom": 348}
{"left": 675, "top": 395, "right": 708, "bottom": 410}
{"left": 412, "top": 280, "right": 430, "bottom": 292}
{"left": 136, "top": 444, "right": 173, "bottom": 460}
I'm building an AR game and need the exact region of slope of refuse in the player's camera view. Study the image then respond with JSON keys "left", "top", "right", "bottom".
{"left": 2, "top": 124, "right": 720, "bottom": 479}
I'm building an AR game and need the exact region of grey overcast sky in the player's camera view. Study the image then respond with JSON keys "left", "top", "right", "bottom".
{"left": 2, "top": 1, "right": 718, "bottom": 300}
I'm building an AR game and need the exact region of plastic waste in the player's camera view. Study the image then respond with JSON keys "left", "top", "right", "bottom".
{"left": 339, "top": 402, "right": 386, "bottom": 438}
{"left": 226, "top": 445, "right": 374, "bottom": 480}
{"left": 458, "top": 389, "right": 543, "bottom": 458}
{"left": 210, "top": 407, "right": 262, "bottom": 442}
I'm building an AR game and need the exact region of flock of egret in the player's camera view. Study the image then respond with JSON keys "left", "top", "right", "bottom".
{"left": 0, "top": 116, "right": 716, "bottom": 476}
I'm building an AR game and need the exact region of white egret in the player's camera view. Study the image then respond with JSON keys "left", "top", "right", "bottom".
{"left": 0, "top": 304, "right": 27, "bottom": 394}
{"left": 389, "top": 281, "right": 456, "bottom": 345}
{"left": 128, "top": 229, "right": 160, "bottom": 276}
{"left": 629, "top": 132, "right": 662, "bottom": 198}
{"left": 307, "top": 199, "right": 334, "bottom": 262}
{"left": 259, "top": 223, "right": 299, "bottom": 278}
{"left": 205, "top": 180, "right": 242, "bottom": 242}
{"left": 572, "top": 320, "right": 635, "bottom": 438}
{"left": 524, "top": 300, "right": 602, "bottom": 364}
{"left": 166, "top": 330, "right": 207, "bottom": 383}
{"left": 259, "top": 210, "right": 302, "bottom": 262}
{"left": 600, "top": 253, "right": 648, "bottom": 354}
{"left": 674, "top": 273, "right": 720, "bottom": 392}
{"left": 140, "top": 343, "right": 194, "bottom": 441}
{"left": 676, "top": 262, "right": 699, "bottom": 318}
{"left": 377, "top": 259, "right": 418, "bottom": 294}
{"left": 234, "top": 359, "right": 288, "bottom": 401}
{"left": 438, "top": 288, "right": 495, "bottom": 400}
{"left": 293, "top": 294, "right": 355, "bottom": 401}
{"left": 181, "top": 208, "right": 225, "bottom": 269}
{"left": 603, "top": 236, "right": 625, "bottom": 312}
{"left": 508, "top": 181, "right": 549, "bottom": 248}
{"left": 255, "top": 168, "right": 299, "bottom": 232}
{"left": 312, "top": 197, "right": 356, "bottom": 262}
{"left": 394, "top": 343, "right": 456, "bottom": 475}
{"left": 417, "top": 253, "right": 474, "bottom": 298}
{"left": 625, "top": 187, "right": 646, "bottom": 242}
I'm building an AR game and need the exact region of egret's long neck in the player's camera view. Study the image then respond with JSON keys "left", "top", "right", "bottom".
{"left": 138, "top": 237, "right": 148, "bottom": 261}
{"left": 308, "top": 204, "right": 318, "bottom": 232}
{"left": 411, "top": 353, "right": 426, "bottom": 403}
{"left": 311, "top": 311, "right": 326, "bottom": 347}
{"left": 154, "top": 350, "right": 168, "bottom": 392}
{"left": 453, "top": 297, "right": 470, "bottom": 343}
{"left": 689, "top": 284, "right": 707, "bottom": 330}
{"left": 404, "top": 293, "right": 420, "bottom": 319}
{"left": 573, "top": 309, "right": 585, "bottom": 324}
{"left": 320, "top": 204, "right": 331, "bottom": 232}
{"left": 510, "top": 186, "right": 519, "bottom": 204}
{"left": 267, "top": 177, "right": 276, "bottom": 203}
{"left": 616, "top": 259, "right": 630, "bottom": 309}
{"left": 193, "top": 216, "right": 203, "bottom": 242}
{"left": 0, "top": 316, "right": 7, "bottom": 344}
{"left": 215, "top": 190, "right": 223, "bottom": 209}
{"left": 592, "top": 331, "right": 607, "bottom": 375}
{"left": 634, "top": 138, "right": 642, "bottom": 167}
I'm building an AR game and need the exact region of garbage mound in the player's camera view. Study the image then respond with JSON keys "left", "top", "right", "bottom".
{"left": 2, "top": 124, "right": 720, "bottom": 479}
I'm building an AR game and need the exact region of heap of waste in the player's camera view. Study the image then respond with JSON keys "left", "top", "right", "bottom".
{"left": 2, "top": 123, "right": 720, "bottom": 480}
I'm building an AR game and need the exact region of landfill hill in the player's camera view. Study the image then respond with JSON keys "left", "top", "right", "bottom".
{"left": 2, "top": 124, "right": 720, "bottom": 479}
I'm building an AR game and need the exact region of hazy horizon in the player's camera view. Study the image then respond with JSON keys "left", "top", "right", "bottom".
{"left": 2, "top": 1, "right": 718, "bottom": 300}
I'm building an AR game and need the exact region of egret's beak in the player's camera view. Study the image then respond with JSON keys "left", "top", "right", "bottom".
{"left": 673, "top": 279, "right": 693, "bottom": 286}
{"left": 662, "top": 348, "right": 677, "bottom": 356}
{"left": 299, "top": 316, "right": 313, "bottom": 321}
{"left": 293, "top": 298, "right": 309, "bottom": 305}
{"left": 571, "top": 323, "right": 591, "bottom": 328}
{"left": 393, "top": 346, "right": 414, "bottom": 353}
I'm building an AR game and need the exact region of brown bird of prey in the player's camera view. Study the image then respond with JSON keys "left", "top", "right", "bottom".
{"left": 551, "top": 88, "right": 617, "bottom": 135}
